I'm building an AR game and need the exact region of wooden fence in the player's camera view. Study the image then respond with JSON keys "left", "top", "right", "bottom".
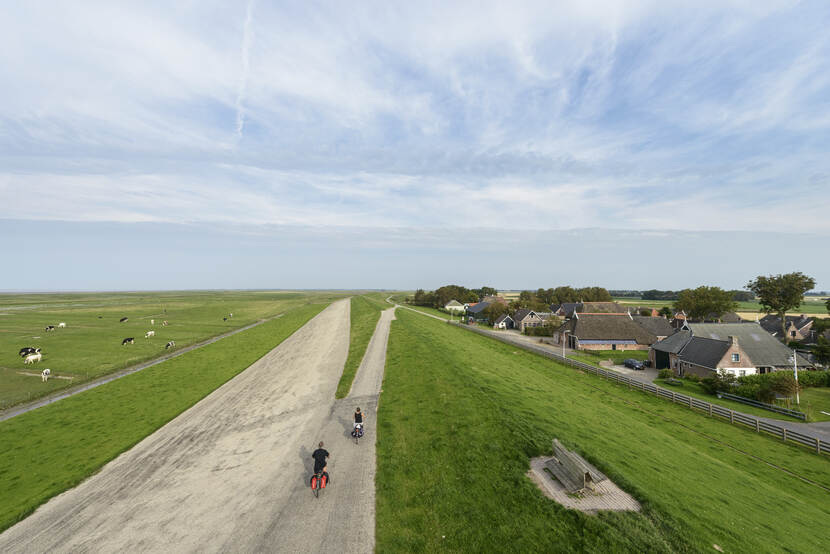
{"left": 457, "top": 323, "right": 829, "bottom": 456}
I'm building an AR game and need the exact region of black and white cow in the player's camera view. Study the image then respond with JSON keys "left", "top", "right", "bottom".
{"left": 165, "top": 341, "right": 175, "bottom": 349}
{"left": 122, "top": 337, "right": 135, "bottom": 345}
{"left": 19, "top": 347, "right": 39, "bottom": 357}
{"left": 120, "top": 317, "right": 128, "bottom": 323}
{"left": 45, "top": 325, "right": 55, "bottom": 332}
{"left": 41, "top": 368, "right": 51, "bottom": 382}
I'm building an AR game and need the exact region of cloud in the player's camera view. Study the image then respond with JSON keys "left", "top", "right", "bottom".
{"left": 235, "top": 0, "right": 256, "bottom": 139}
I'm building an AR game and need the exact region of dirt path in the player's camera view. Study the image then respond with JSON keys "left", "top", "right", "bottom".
{"left": 0, "top": 314, "right": 284, "bottom": 422}
{"left": 0, "top": 299, "right": 389, "bottom": 552}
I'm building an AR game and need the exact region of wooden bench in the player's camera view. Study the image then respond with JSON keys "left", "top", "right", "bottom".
{"left": 544, "top": 439, "right": 607, "bottom": 493}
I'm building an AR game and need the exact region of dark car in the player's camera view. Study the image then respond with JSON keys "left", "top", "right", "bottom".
{"left": 623, "top": 358, "right": 644, "bottom": 370}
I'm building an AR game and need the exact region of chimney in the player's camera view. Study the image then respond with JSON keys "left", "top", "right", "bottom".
{"left": 728, "top": 335, "right": 738, "bottom": 346}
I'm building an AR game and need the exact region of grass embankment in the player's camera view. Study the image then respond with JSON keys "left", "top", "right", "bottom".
{"left": 0, "top": 291, "right": 344, "bottom": 409}
{"left": 335, "top": 296, "right": 386, "bottom": 398}
{"left": 401, "top": 305, "right": 450, "bottom": 319}
{"left": 0, "top": 303, "right": 327, "bottom": 533}
{"left": 376, "top": 309, "right": 830, "bottom": 553}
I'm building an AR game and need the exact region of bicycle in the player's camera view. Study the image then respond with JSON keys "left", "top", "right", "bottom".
{"left": 353, "top": 423, "right": 364, "bottom": 445}
{"left": 310, "top": 469, "right": 328, "bottom": 498}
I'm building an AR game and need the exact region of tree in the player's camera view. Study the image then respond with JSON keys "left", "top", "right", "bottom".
{"left": 483, "top": 302, "right": 509, "bottom": 325}
{"left": 659, "top": 306, "right": 673, "bottom": 318}
{"left": 730, "top": 290, "right": 754, "bottom": 302}
{"left": 813, "top": 336, "right": 830, "bottom": 366}
{"left": 552, "top": 286, "right": 579, "bottom": 305}
{"left": 578, "top": 286, "right": 612, "bottom": 302}
{"left": 673, "top": 286, "right": 738, "bottom": 321}
{"left": 475, "top": 286, "right": 497, "bottom": 299}
{"left": 826, "top": 296, "right": 830, "bottom": 314}
{"left": 747, "top": 272, "right": 816, "bottom": 339}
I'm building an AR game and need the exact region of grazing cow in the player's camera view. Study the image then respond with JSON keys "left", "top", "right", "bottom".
{"left": 120, "top": 317, "right": 128, "bottom": 323}
{"left": 150, "top": 319, "right": 155, "bottom": 325}
{"left": 145, "top": 330, "right": 155, "bottom": 339}
{"left": 58, "top": 322, "right": 66, "bottom": 328}
{"left": 45, "top": 325, "right": 55, "bottom": 332}
{"left": 24, "top": 352, "right": 42, "bottom": 364}
{"left": 165, "top": 341, "right": 175, "bottom": 349}
{"left": 223, "top": 317, "right": 228, "bottom": 321}
{"left": 19, "top": 347, "right": 39, "bottom": 357}
{"left": 41, "top": 368, "right": 51, "bottom": 382}
{"left": 162, "top": 320, "right": 168, "bottom": 326}
{"left": 122, "top": 337, "right": 135, "bottom": 345}
{"left": 229, "top": 313, "right": 233, "bottom": 318}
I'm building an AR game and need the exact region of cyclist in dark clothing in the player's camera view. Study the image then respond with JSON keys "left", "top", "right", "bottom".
{"left": 353, "top": 407, "right": 364, "bottom": 437}
{"left": 312, "top": 441, "right": 329, "bottom": 475}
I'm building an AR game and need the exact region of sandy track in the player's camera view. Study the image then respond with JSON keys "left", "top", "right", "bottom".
{"left": 0, "top": 299, "right": 394, "bottom": 553}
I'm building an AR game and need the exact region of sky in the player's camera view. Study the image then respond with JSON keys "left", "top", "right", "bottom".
{"left": 1, "top": 1, "right": 828, "bottom": 291}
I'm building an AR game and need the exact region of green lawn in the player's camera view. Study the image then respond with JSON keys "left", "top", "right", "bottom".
{"left": 376, "top": 309, "right": 830, "bottom": 553}
{"left": 653, "top": 378, "right": 804, "bottom": 422}
{"left": 0, "top": 291, "right": 345, "bottom": 409}
{"left": 335, "top": 295, "right": 386, "bottom": 398}
{"left": 0, "top": 302, "right": 328, "bottom": 532}
{"left": 798, "top": 388, "right": 830, "bottom": 422}
{"left": 400, "top": 305, "right": 451, "bottom": 320}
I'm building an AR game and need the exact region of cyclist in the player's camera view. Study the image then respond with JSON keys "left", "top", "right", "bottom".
{"left": 353, "top": 407, "right": 364, "bottom": 438}
{"left": 311, "top": 441, "right": 330, "bottom": 483}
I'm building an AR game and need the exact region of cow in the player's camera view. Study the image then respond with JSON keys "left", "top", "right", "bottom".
{"left": 41, "top": 368, "right": 51, "bottom": 382}
{"left": 150, "top": 319, "right": 155, "bottom": 325}
{"left": 162, "top": 320, "right": 169, "bottom": 326}
{"left": 223, "top": 317, "right": 228, "bottom": 322}
{"left": 145, "top": 331, "right": 155, "bottom": 339}
{"left": 122, "top": 337, "right": 135, "bottom": 345}
{"left": 165, "top": 341, "right": 175, "bottom": 349}
{"left": 58, "top": 322, "right": 66, "bottom": 328}
{"left": 24, "top": 352, "right": 42, "bottom": 364}
{"left": 45, "top": 325, "right": 55, "bottom": 332}
{"left": 120, "top": 317, "right": 128, "bottom": 323}
{"left": 229, "top": 313, "right": 233, "bottom": 318}
{"left": 19, "top": 347, "right": 39, "bottom": 357}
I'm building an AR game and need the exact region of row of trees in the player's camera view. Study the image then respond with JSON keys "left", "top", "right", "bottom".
{"left": 411, "top": 285, "right": 497, "bottom": 308}
{"left": 642, "top": 289, "right": 754, "bottom": 302}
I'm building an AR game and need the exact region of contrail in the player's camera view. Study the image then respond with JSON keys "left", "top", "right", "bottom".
{"left": 235, "top": 0, "right": 256, "bottom": 140}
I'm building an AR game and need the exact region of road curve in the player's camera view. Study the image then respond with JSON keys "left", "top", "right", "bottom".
{"left": 0, "top": 299, "right": 383, "bottom": 553}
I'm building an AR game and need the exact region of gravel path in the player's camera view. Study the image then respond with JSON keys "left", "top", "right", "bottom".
{"left": 0, "top": 299, "right": 394, "bottom": 553}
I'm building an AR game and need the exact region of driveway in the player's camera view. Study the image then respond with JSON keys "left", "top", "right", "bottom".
{"left": 0, "top": 299, "right": 394, "bottom": 553}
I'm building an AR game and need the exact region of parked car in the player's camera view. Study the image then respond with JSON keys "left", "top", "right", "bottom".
{"left": 623, "top": 358, "right": 644, "bottom": 370}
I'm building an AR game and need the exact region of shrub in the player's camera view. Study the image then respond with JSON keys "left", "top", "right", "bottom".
{"left": 685, "top": 373, "right": 702, "bottom": 383}
{"left": 658, "top": 369, "right": 675, "bottom": 379}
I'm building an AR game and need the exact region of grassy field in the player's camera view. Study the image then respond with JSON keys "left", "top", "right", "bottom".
{"left": 0, "top": 291, "right": 344, "bottom": 409}
{"left": 653, "top": 378, "right": 804, "bottom": 422}
{"left": 0, "top": 302, "right": 329, "bottom": 533}
{"left": 335, "top": 295, "right": 386, "bottom": 398}
{"left": 613, "top": 296, "right": 830, "bottom": 316}
{"left": 376, "top": 309, "right": 830, "bottom": 553}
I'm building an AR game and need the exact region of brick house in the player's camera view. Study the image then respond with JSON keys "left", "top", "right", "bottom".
{"left": 555, "top": 313, "right": 657, "bottom": 351}
{"left": 759, "top": 314, "right": 813, "bottom": 342}
{"left": 513, "top": 309, "right": 544, "bottom": 332}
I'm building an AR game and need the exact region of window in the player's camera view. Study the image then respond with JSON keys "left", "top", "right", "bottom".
{"left": 739, "top": 370, "right": 746, "bottom": 377}
{"left": 791, "top": 331, "right": 796, "bottom": 338}
{"left": 732, "top": 353, "right": 740, "bottom": 362}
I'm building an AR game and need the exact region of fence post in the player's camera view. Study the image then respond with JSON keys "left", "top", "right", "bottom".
{"left": 672, "top": 391, "right": 676, "bottom": 403}
{"left": 755, "top": 419, "right": 760, "bottom": 433}
{"left": 689, "top": 396, "right": 693, "bottom": 409}
{"left": 783, "top": 428, "right": 787, "bottom": 442}
{"left": 708, "top": 404, "right": 713, "bottom": 417}
{"left": 816, "top": 438, "right": 821, "bottom": 455}
{"left": 730, "top": 411, "right": 734, "bottom": 424}
{"left": 642, "top": 382, "right": 645, "bottom": 392}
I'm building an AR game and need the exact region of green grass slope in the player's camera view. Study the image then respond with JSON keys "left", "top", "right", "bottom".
{"left": 376, "top": 309, "right": 830, "bottom": 553}
{"left": 0, "top": 302, "right": 327, "bottom": 532}
{"left": 336, "top": 296, "right": 386, "bottom": 398}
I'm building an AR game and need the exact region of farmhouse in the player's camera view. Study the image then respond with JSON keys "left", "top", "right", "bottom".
{"left": 493, "top": 314, "right": 514, "bottom": 330}
{"left": 444, "top": 300, "right": 465, "bottom": 312}
{"left": 556, "top": 313, "right": 657, "bottom": 351}
{"left": 758, "top": 314, "right": 813, "bottom": 341}
{"left": 631, "top": 316, "right": 674, "bottom": 341}
{"left": 466, "top": 302, "right": 490, "bottom": 323}
{"left": 649, "top": 322, "right": 812, "bottom": 377}
{"left": 513, "top": 309, "right": 544, "bottom": 332}
{"left": 551, "top": 301, "right": 627, "bottom": 318}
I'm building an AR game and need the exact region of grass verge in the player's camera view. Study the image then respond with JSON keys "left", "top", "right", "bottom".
{"left": 376, "top": 309, "right": 830, "bottom": 553}
{"left": 0, "top": 302, "right": 327, "bottom": 533}
{"left": 335, "top": 296, "right": 385, "bottom": 398}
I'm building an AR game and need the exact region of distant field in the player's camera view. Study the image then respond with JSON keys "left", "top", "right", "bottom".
{"left": 376, "top": 309, "right": 830, "bottom": 552}
{"left": 0, "top": 291, "right": 346, "bottom": 409}
{"left": 614, "top": 296, "right": 829, "bottom": 316}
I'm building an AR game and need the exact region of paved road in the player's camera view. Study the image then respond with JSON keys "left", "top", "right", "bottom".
{"left": 0, "top": 314, "right": 284, "bottom": 422}
{"left": 0, "top": 299, "right": 395, "bottom": 553}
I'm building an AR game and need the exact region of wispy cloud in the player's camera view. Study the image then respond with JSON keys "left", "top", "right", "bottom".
{"left": 235, "top": 0, "right": 256, "bottom": 140}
